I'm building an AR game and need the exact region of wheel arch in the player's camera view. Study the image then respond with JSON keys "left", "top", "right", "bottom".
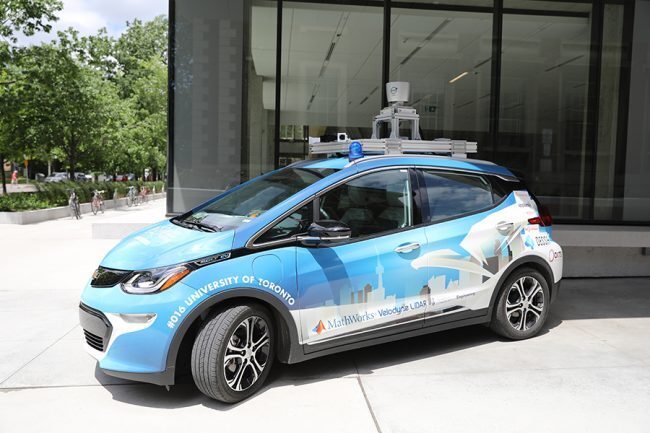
{"left": 166, "top": 287, "right": 300, "bottom": 383}
{"left": 487, "top": 255, "right": 556, "bottom": 320}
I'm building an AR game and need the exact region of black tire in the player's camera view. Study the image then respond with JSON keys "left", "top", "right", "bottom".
{"left": 490, "top": 267, "right": 550, "bottom": 340}
{"left": 191, "top": 304, "right": 275, "bottom": 403}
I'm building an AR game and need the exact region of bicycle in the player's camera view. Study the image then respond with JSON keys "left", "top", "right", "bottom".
{"left": 68, "top": 189, "right": 81, "bottom": 220}
{"left": 91, "top": 190, "right": 105, "bottom": 215}
{"left": 126, "top": 186, "right": 137, "bottom": 207}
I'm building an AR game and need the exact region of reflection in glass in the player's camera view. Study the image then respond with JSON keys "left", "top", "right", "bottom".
{"left": 497, "top": 8, "right": 592, "bottom": 220}
{"left": 279, "top": 3, "right": 384, "bottom": 166}
{"left": 623, "top": 1, "right": 650, "bottom": 222}
{"left": 390, "top": 8, "right": 493, "bottom": 155}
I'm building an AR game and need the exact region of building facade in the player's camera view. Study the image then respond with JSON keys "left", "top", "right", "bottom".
{"left": 168, "top": 0, "right": 650, "bottom": 274}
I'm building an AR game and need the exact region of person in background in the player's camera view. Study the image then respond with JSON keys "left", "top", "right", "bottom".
{"left": 11, "top": 170, "right": 18, "bottom": 185}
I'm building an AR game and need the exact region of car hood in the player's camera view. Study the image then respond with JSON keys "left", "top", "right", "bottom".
{"left": 101, "top": 220, "right": 235, "bottom": 270}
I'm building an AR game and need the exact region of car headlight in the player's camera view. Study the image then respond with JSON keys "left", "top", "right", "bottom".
{"left": 121, "top": 265, "right": 191, "bottom": 294}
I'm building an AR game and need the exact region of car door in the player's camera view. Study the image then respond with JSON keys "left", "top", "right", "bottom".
{"left": 296, "top": 168, "right": 429, "bottom": 348}
{"left": 414, "top": 169, "right": 505, "bottom": 322}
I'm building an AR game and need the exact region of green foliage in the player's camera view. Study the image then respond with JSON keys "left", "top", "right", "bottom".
{"left": 9, "top": 40, "right": 124, "bottom": 179}
{"left": 0, "top": 192, "right": 56, "bottom": 211}
{"left": 0, "top": 180, "right": 165, "bottom": 212}
{"left": 37, "top": 180, "right": 164, "bottom": 203}
{"left": 0, "top": 0, "right": 63, "bottom": 193}
{"left": 0, "top": 0, "right": 62, "bottom": 43}
{"left": 0, "top": 13, "right": 169, "bottom": 190}
{"left": 114, "top": 16, "right": 168, "bottom": 98}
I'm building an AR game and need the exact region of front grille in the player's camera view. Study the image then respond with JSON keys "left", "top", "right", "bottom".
{"left": 91, "top": 267, "right": 131, "bottom": 287}
{"left": 84, "top": 329, "right": 105, "bottom": 351}
{"left": 79, "top": 303, "right": 112, "bottom": 353}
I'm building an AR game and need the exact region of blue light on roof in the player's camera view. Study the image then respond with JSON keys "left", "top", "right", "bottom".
{"left": 349, "top": 141, "right": 363, "bottom": 161}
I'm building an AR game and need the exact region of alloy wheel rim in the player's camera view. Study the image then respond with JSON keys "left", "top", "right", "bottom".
{"left": 223, "top": 316, "right": 270, "bottom": 392}
{"left": 505, "top": 276, "right": 545, "bottom": 332}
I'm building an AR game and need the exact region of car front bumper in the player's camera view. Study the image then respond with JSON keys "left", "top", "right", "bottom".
{"left": 78, "top": 281, "right": 198, "bottom": 386}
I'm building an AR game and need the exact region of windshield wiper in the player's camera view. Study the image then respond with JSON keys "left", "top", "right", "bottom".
{"left": 172, "top": 218, "right": 221, "bottom": 233}
{"left": 185, "top": 220, "right": 221, "bottom": 232}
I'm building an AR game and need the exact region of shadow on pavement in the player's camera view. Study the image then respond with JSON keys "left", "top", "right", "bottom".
{"left": 102, "top": 277, "right": 650, "bottom": 410}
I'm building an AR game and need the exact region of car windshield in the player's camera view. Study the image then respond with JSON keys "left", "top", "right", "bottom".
{"left": 174, "top": 167, "right": 338, "bottom": 232}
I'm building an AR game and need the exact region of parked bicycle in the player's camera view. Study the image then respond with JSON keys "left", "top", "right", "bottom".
{"left": 126, "top": 186, "right": 137, "bottom": 207}
{"left": 68, "top": 189, "right": 81, "bottom": 220}
{"left": 91, "top": 190, "right": 105, "bottom": 215}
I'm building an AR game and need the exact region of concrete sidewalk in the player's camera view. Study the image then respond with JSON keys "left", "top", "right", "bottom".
{"left": 1, "top": 205, "right": 649, "bottom": 433}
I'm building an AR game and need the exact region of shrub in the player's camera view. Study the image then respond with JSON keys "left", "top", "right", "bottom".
{"left": 0, "top": 193, "right": 56, "bottom": 212}
{"left": 0, "top": 180, "right": 165, "bottom": 212}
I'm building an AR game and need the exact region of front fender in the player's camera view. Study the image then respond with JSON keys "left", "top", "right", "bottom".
{"left": 164, "top": 286, "right": 301, "bottom": 380}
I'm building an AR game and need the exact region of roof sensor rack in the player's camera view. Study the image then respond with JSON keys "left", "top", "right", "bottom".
{"left": 310, "top": 82, "right": 478, "bottom": 159}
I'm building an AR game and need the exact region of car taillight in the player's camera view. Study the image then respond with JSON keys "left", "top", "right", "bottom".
{"left": 528, "top": 204, "right": 553, "bottom": 226}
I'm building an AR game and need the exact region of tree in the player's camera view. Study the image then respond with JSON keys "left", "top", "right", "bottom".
{"left": 0, "top": 0, "right": 62, "bottom": 193}
{"left": 128, "top": 58, "right": 167, "bottom": 179}
{"left": 0, "top": 0, "right": 62, "bottom": 44}
{"left": 13, "top": 40, "right": 123, "bottom": 180}
{"left": 114, "top": 16, "right": 168, "bottom": 97}
{"left": 0, "top": 15, "right": 169, "bottom": 192}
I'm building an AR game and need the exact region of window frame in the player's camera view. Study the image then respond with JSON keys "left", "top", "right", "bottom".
{"left": 315, "top": 167, "right": 422, "bottom": 241}
{"left": 248, "top": 166, "right": 424, "bottom": 248}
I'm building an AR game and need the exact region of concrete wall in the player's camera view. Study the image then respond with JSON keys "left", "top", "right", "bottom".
{"left": 554, "top": 225, "right": 650, "bottom": 277}
{"left": 561, "top": 246, "right": 650, "bottom": 278}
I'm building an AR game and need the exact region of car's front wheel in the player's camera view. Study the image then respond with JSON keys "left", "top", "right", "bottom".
{"left": 191, "top": 304, "right": 275, "bottom": 403}
{"left": 490, "top": 267, "right": 550, "bottom": 340}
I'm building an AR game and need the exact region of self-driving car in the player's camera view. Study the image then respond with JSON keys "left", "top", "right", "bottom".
{"left": 79, "top": 101, "right": 562, "bottom": 403}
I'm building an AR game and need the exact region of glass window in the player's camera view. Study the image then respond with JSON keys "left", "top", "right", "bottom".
{"left": 393, "top": 0, "right": 493, "bottom": 6}
{"left": 497, "top": 4, "right": 592, "bottom": 220}
{"left": 319, "top": 170, "right": 413, "bottom": 238}
{"left": 177, "top": 167, "right": 335, "bottom": 231}
{"left": 390, "top": 8, "right": 493, "bottom": 153}
{"left": 594, "top": 3, "right": 625, "bottom": 221}
{"left": 624, "top": 0, "right": 650, "bottom": 222}
{"left": 490, "top": 177, "right": 510, "bottom": 203}
{"left": 421, "top": 171, "right": 493, "bottom": 221}
{"left": 256, "top": 203, "right": 313, "bottom": 244}
{"left": 246, "top": 0, "right": 278, "bottom": 180}
{"left": 504, "top": 0, "right": 591, "bottom": 13}
{"left": 279, "top": 2, "right": 384, "bottom": 166}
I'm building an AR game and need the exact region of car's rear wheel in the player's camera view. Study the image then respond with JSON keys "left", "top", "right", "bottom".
{"left": 490, "top": 267, "right": 550, "bottom": 340}
{"left": 191, "top": 304, "right": 275, "bottom": 403}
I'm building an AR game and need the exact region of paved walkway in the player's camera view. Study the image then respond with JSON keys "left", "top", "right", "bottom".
{"left": 1, "top": 204, "right": 649, "bottom": 433}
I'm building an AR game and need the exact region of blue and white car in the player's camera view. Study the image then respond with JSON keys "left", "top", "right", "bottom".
{"left": 80, "top": 147, "right": 563, "bottom": 403}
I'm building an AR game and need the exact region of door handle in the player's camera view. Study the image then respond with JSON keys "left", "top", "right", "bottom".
{"left": 496, "top": 221, "right": 515, "bottom": 235}
{"left": 394, "top": 242, "right": 420, "bottom": 254}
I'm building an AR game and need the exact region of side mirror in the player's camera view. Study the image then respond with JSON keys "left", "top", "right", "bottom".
{"left": 298, "top": 220, "right": 351, "bottom": 247}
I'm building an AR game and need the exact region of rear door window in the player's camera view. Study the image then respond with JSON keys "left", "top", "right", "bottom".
{"left": 420, "top": 170, "right": 494, "bottom": 223}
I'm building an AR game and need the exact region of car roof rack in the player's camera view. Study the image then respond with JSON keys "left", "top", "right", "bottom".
{"left": 309, "top": 82, "right": 477, "bottom": 159}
